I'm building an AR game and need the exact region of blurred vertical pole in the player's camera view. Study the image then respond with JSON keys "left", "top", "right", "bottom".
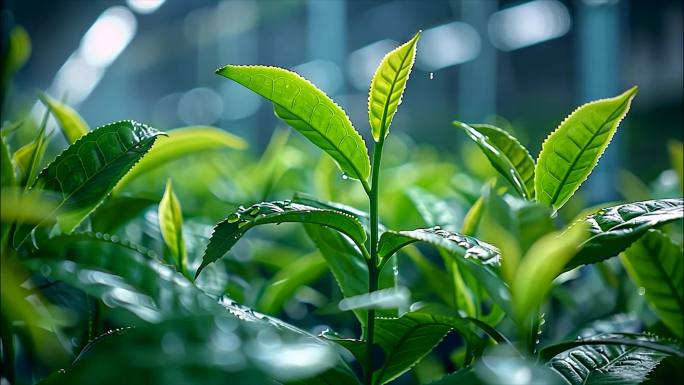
{"left": 577, "top": 0, "right": 623, "bottom": 204}
{"left": 457, "top": 0, "right": 497, "bottom": 122}
{"left": 307, "top": 0, "right": 347, "bottom": 97}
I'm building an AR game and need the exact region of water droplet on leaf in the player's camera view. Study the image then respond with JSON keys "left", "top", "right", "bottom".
{"left": 341, "top": 173, "right": 349, "bottom": 180}
{"left": 227, "top": 213, "right": 240, "bottom": 223}
{"left": 638, "top": 287, "right": 646, "bottom": 296}
{"left": 429, "top": 72, "right": 434, "bottom": 80}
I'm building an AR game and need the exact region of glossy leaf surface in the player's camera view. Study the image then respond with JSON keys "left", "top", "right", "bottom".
{"left": 17, "top": 120, "right": 163, "bottom": 242}
{"left": 620, "top": 230, "right": 683, "bottom": 338}
{"left": 217, "top": 65, "right": 370, "bottom": 182}
{"left": 455, "top": 122, "right": 535, "bottom": 199}
{"left": 368, "top": 32, "right": 419, "bottom": 141}
{"left": 377, "top": 227, "right": 500, "bottom": 268}
{"left": 566, "top": 198, "right": 683, "bottom": 271}
{"left": 196, "top": 201, "right": 367, "bottom": 278}
{"left": 535, "top": 87, "right": 637, "bottom": 211}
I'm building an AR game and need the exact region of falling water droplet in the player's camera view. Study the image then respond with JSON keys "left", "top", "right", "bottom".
{"left": 429, "top": 72, "right": 434, "bottom": 80}
{"left": 227, "top": 213, "right": 241, "bottom": 223}
{"left": 341, "top": 173, "right": 349, "bottom": 180}
{"left": 638, "top": 287, "right": 646, "bottom": 296}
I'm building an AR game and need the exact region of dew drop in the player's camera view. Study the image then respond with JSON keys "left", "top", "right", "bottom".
{"left": 249, "top": 206, "right": 260, "bottom": 215}
{"left": 429, "top": 72, "right": 434, "bottom": 80}
{"left": 227, "top": 213, "right": 241, "bottom": 223}
{"left": 638, "top": 287, "right": 646, "bottom": 296}
{"left": 341, "top": 173, "right": 349, "bottom": 180}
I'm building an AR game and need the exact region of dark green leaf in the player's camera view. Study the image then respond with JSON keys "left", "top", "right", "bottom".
{"left": 455, "top": 122, "right": 535, "bottom": 199}
{"left": 377, "top": 227, "right": 500, "bottom": 269}
{"left": 16, "top": 120, "right": 163, "bottom": 244}
{"left": 544, "top": 333, "right": 681, "bottom": 385}
{"left": 566, "top": 198, "right": 683, "bottom": 271}
{"left": 535, "top": 87, "right": 637, "bottom": 211}
{"left": 216, "top": 65, "right": 370, "bottom": 184}
{"left": 196, "top": 201, "right": 367, "bottom": 278}
{"left": 620, "top": 230, "right": 684, "bottom": 338}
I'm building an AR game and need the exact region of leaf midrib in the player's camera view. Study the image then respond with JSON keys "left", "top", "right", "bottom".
{"left": 377, "top": 42, "right": 414, "bottom": 140}
{"left": 547, "top": 97, "right": 631, "bottom": 205}
{"left": 374, "top": 318, "right": 449, "bottom": 384}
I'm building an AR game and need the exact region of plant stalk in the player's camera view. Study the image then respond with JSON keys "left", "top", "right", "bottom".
{"left": 365, "top": 140, "right": 384, "bottom": 385}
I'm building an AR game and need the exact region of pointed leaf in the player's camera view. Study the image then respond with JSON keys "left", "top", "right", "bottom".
{"left": 217, "top": 65, "right": 370, "bottom": 183}
{"left": 114, "top": 125, "right": 246, "bottom": 193}
{"left": 620, "top": 230, "right": 684, "bottom": 338}
{"left": 455, "top": 122, "right": 535, "bottom": 199}
{"left": 196, "top": 201, "right": 367, "bottom": 278}
{"left": 535, "top": 87, "right": 638, "bottom": 211}
{"left": 566, "top": 198, "right": 683, "bottom": 271}
{"left": 377, "top": 227, "right": 500, "bottom": 269}
{"left": 158, "top": 179, "right": 187, "bottom": 275}
{"left": 15, "top": 120, "right": 163, "bottom": 243}
{"left": 368, "top": 32, "right": 420, "bottom": 141}
{"left": 545, "top": 333, "right": 681, "bottom": 385}
{"left": 39, "top": 92, "right": 89, "bottom": 143}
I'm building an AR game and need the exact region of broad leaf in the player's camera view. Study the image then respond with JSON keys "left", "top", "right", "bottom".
{"left": 565, "top": 198, "right": 683, "bottom": 271}
{"left": 455, "top": 122, "right": 535, "bottom": 199}
{"left": 304, "top": 224, "right": 369, "bottom": 327}
{"left": 620, "top": 230, "right": 684, "bottom": 338}
{"left": 158, "top": 179, "right": 187, "bottom": 275}
{"left": 512, "top": 224, "right": 587, "bottom": 324}
{"left": 114, "top": 126, "right": 246, "bottom": 193}
{"left": 377, "top": 227, "right": 500, "bottom": 268}
{"left": 39, "top": 92, "right": 89, "bottom": 143}
{"left": 368, "top": 32, "right": 420, "bottom": 141}
{"left": 196, "top": 201, "right": 367, "bottom": 278}
{"left": 545, "top": 333, "right": 681, "bottom": 385}
{"left": 535, "top": 87, "right": 637, "bottom": 211}
{"left": 15, "top": 120, "right": 163, "bottom": 243}
{"left": 216, "top": 65, "right": 370, "bottom": 183}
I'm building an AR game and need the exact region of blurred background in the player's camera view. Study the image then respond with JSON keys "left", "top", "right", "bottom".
{"left": 2, "top": 0, "right": 683, "bottom": 201}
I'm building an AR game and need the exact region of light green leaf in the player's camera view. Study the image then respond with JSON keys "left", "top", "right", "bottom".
{"left": 15, "top": 120, "right": 163, "bottom": 244}
{"left": 455, "top": 122, "right": 535, "bottom": 199}
{"left": 39, "top": 92, "right": 89, "bottom": 143}
{"left": 13, "top": 113, "right": 51, "bottom": 186}
{"left": 512, "top": 223, "right": 587, "bottom": 324}
{"left": 377, "top": 227, "right": 500, "bottom": 269}
{"left": 2, "top": 25, "right": 31, "bottom": 89}
{"left": 406, "top": 186, "right": 463, "bottom": 231}
{"left": 566, "top": 198, "right": 683, "bottom": 271}
{"left": 196, "top": 201, "right": 367, "bottom": 278}
{"left": 114, "top": 125, "right": 246, "bottom": 193}
{"left": 668, "top": 140, "right": 683, "bottom": 190}
{"left": 368, "top": 32, "right": 420, "bottom": 141}
{"left": 620, "top": 230, "right": 683, "bottom": 338}
{"left": 158, "top": 179, "right": 187, "bottom": 275}
{"left": 216, "top": 65, "right": 370, "bottom": 184}
{"left": 535, "top": 87, "right": 638, "bottom": 211}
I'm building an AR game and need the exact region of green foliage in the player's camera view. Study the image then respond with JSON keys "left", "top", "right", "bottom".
{"left": 196, "top": 201, "right": 367, "bottom": 277}
{"left": 567, "top": 198, "right": 683, "bottom": 271}
{"left": 620, "top": 230, "right": 684, "bottom": 338}
{"left": 535, "top": 87, "right": 637, "bottom": 212}
{"left": 16, "top": 120, "right": 163, "bottom": 243}
{"left": 455, "top": 122, "right": 535, "bottom": 199}
{"left": 369, "top": 32, "right": 420, "bottom": 142}
{"left": 159, "top": 179, "right": 187, "bottom": 276}
{"left": 216, "top": 65, "right": 370, "bottom": 185}
{"left": 39, "top": 92, "right": 89, "bottom": 143}
{"left": 3, "top": 26, "right": 682, "bottom": 385}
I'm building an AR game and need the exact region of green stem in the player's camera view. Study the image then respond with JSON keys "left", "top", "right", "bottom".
{"left": 365, "top": 140, "right": 384, "bottom": 385}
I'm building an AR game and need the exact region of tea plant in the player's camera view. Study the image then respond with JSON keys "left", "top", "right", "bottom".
{"left": 1, "top": 28, "right": 682, "bottom": 385}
